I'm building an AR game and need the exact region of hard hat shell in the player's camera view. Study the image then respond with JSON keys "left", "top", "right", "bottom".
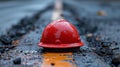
{"left": 38, "top": 19, "right": 83, "bottom": 48}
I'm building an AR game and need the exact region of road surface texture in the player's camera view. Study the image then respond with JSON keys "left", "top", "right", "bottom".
{"left": 0, "top": 0, "right": 120, "bottom": 67}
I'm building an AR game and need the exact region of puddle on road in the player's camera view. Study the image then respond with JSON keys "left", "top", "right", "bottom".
{"left": 41, "top": 52, "right": 76, "bottom": 67}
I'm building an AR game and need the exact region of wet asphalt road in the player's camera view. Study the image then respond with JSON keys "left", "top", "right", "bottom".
{"left": 0, "top": 0, "right": 120, "bottom": 67}
{"left": 0, "top": 0, "right": 52, "bottom": 34}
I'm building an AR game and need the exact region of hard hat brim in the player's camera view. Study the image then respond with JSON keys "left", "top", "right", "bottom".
{"left": 38, "top": 42, "right": 84, "bottom": 48}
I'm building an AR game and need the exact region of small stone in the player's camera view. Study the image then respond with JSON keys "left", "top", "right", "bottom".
{"left": 23, "top": 50, "right": 29, "bottom": 55}
{"left": 0, "top": 35, "right": 12, "bottom": 45}
{"left": 13, "top": 57, "right": 21, "bottom": 64}
{"left": 12, "top": 40, "right": 19, "bottom": 45}
{"left": 97, "top": 10, "right": 106, "bottom": 16}
{"left": 112, "top": 54, "right": 120, "bottom": 66}
{"left": 34, "top": 62, "right": 38, "bottom": 65}
{"left": 36, "top": 31, "right": 39, "bottom": 33}
{"left": 86, "top": 33, "right": 93, "bottom": 37}
{"left": 51, "top": 63, "right": 55, "bottom": 66}
{"left": 95, "top": 37, "right": 100, "bottom": 41}
{"left": 73, "top": 59, "right": 75, "bottom": 61}
{"left": 0, "top": 49, "right": 5, "bottom": 53}
{"left": 91, "top": 48, "right": 96, "bottom": 50}
{"left": 86, "top": 36, "right": 94, "bottom": 42}
{"left": 101, "top": 42, "right": 111, "bottom": 47}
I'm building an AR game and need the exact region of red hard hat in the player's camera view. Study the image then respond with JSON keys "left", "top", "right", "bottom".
{"left": 38, "top": 19, "right": 84, "bottom": 48}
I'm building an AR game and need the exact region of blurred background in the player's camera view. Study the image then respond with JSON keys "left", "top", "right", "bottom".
{"left": 0, "top": 0, "right": 52, "bottom": 34}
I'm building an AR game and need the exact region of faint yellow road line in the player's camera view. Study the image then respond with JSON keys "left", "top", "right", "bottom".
{"left": 41, "top": 0, "right": 76, "bottom": 66}
{"left": 52, "top": 0, "right": 63, "bottom": 20}
{"left": 41, "top": 52, "right": 76, "bottom": 67}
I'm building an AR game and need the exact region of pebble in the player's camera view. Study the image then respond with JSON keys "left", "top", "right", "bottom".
{"left": 51, "top": 63, "right": 55, "bottom": 66}
{"left": 12, "top": 40, "right": 19, "bottom": 45}
{"left": 101, "top": 42, "right": 111, "bottom": 47}
{"left": 13, "top": 57, "right": 21, "bottom": 64}
{"left": 97, "top": 10, "right": 107, "bottom": 16}
{"left": 86, "top": 33, "right": 93, "bottom": 37}
{"left": 112, "top": 54, "right": 120, "bottom": 66}
{"left": 0, "top": 35, "right": 12, "bottom": 45}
